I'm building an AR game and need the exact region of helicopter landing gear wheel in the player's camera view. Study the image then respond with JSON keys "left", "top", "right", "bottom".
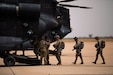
{"left": 4, "top": 56, "right": 16, "bottom": 66}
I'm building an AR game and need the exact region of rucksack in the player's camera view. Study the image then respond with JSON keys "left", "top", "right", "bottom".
{"left": 95, "top": 40, "right": 105, "bottom": 49}
{"left": 101, "top": 40, "right": 105, "bottom": 48}
{"left": 60, "top": 41, "right": 65, "bottom": 49}
{"left": 74, "top": 41, "right": 84, "bottom": 50}
{"left": 79, "top": 42, "right": 84, "bottom": 49}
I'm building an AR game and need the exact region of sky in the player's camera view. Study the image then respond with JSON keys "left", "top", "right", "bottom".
{"left": 58, "top": 0, "right": 113, "bottom": 38}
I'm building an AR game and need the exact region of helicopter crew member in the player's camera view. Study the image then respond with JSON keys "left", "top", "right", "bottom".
{"left": 33, "top": 38, "right": 40, "bottom": 60}
{"left": 45, "top": 36, "right": 51, "bottom": 65}
{"left": 72, "top": 37, "right": 84, "bottom": 64}
{"left": 39, "top": 36, "right": 49, "bottom": 65}
{"left": 53, "top": 35, "right": 63, "bottom": 65}
{"left": 92, "top": 36, "right": 106, "bottom": 64}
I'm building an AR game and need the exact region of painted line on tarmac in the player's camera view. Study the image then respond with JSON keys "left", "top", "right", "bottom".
{"left": 9, "top": 67, "right": 15, "bottom": 75}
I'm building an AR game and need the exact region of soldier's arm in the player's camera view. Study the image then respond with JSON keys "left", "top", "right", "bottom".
{"left": 72, "top": 45, "right": 77, "bottom": 51}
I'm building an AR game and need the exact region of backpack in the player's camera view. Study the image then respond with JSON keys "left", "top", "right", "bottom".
{"left": 79, "top": 42, "right": 84, "bottom": 49}
{"left": 101, "top": 40, "right": 105, "bottom": 48}
{"left": 95, "top": 40, "right": 105, "bottom": 49}
{"left": 74, "top": 41, "right": 84, "bottom": 49}
{"left": 60, "top": 41, "right": 65, "bottom": 49}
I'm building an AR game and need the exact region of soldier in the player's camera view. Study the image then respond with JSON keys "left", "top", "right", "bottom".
{"left": 39, "top": 36, "right": 48, "bottom": 65}
{"left": 92, "top": 36, "right": 106, "bottom": 64}
{"left": 53, "top": 35, "right": 63, "bottom": 65}
{"left": 45, "top": 36, "right": 51, "bottom": 65}
{"left": 72, "top": 37, "right": 84, "bottom": 64}
{"left": 33, "top": 38, "right": 40, "bottom": 60}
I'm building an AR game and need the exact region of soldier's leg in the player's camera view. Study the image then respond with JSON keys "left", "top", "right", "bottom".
{"left": 44, "top": 56, "right": 47, "bottom": 65}
{"left": 47, "top": 53, "right": 49, "bottom": 63}
{"left": 47, "top": 52, "right": 51, "bottom": 65}
{"left": 55, "top": 53, "right": 61, "bottom": 65}
{"left": 40, "top": 55, "right": 43, "bottom": 65}
{"left": 100, "top": 51, "right": 105, "bottom": 64}
{"left": 73, "top": 53, "right": 78, "bottom": 64}
{"left": 44, "top": 51, "right": 47, "bottom": 65}
{"left": 93, "top": 51, "right": 99, "bottom": 64}
{"left": 36, "top": 53, "right": 39, "bottom": 60}
{"left": 46, "top": 50, "right": 51, "bottom": 65}
{"left": 95, "top": 51, "right": 99, "bottom": 62}
{"left": 79, "top": 53, "right": 83, "bottom": 64}
{"left": 40, "top": 50, "right": 44, "bottom": 65}
{"left": 33, "top": 48, "right": 39, "bottom": 59}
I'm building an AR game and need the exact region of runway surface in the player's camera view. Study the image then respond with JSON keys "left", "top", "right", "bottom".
{"left": 0, "top": 38, "right": 113, "bottom": 75}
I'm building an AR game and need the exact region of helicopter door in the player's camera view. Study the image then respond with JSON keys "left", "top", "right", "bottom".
{"left": 55, "top": 7, "right": 71, "bottom": 39}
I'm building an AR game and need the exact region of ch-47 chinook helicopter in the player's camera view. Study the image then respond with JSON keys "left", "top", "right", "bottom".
{"left": 0, "top": 0, "right": 91, "bottom": 66}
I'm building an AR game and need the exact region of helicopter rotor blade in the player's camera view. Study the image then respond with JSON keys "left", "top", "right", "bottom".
{"left": 59, "top": 4, "right": 92, "bottom": 9}
{"left": 59, "top": 0, "right": 76, "bottom": 2}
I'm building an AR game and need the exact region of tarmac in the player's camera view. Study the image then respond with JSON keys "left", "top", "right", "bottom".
{"left": 0, "top": 39, "right": 113, "bottom": 75}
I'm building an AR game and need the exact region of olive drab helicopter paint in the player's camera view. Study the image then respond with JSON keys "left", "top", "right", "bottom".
{"left": 0, "top": 0, "right": 91, "bottom": 66}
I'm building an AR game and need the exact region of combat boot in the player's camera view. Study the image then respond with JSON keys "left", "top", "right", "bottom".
{"left": 92, "top": 62, "right": 96, "bottom": 64}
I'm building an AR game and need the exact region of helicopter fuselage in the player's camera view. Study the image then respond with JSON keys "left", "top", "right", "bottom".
{"left": 0, "top": 0, "right": 71, "bottom": 54}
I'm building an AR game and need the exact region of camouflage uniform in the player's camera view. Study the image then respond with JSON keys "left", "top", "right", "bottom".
{"left": 53, "top": 35, "right": 63, "bottom": 65}
{"left": 93, "top": 37, "right": 105, "bottom": 64}
{"left": 73, "top": 37, "right": 84, "bottom": 64}
{"left": 45, "top": 39, "right": 51, "bottom": 65}
{"left": 33, "top": 38, "right": 40, "bottom": 59}
{"left": 39, "top": 39, "right": 48, "bottom": 65}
